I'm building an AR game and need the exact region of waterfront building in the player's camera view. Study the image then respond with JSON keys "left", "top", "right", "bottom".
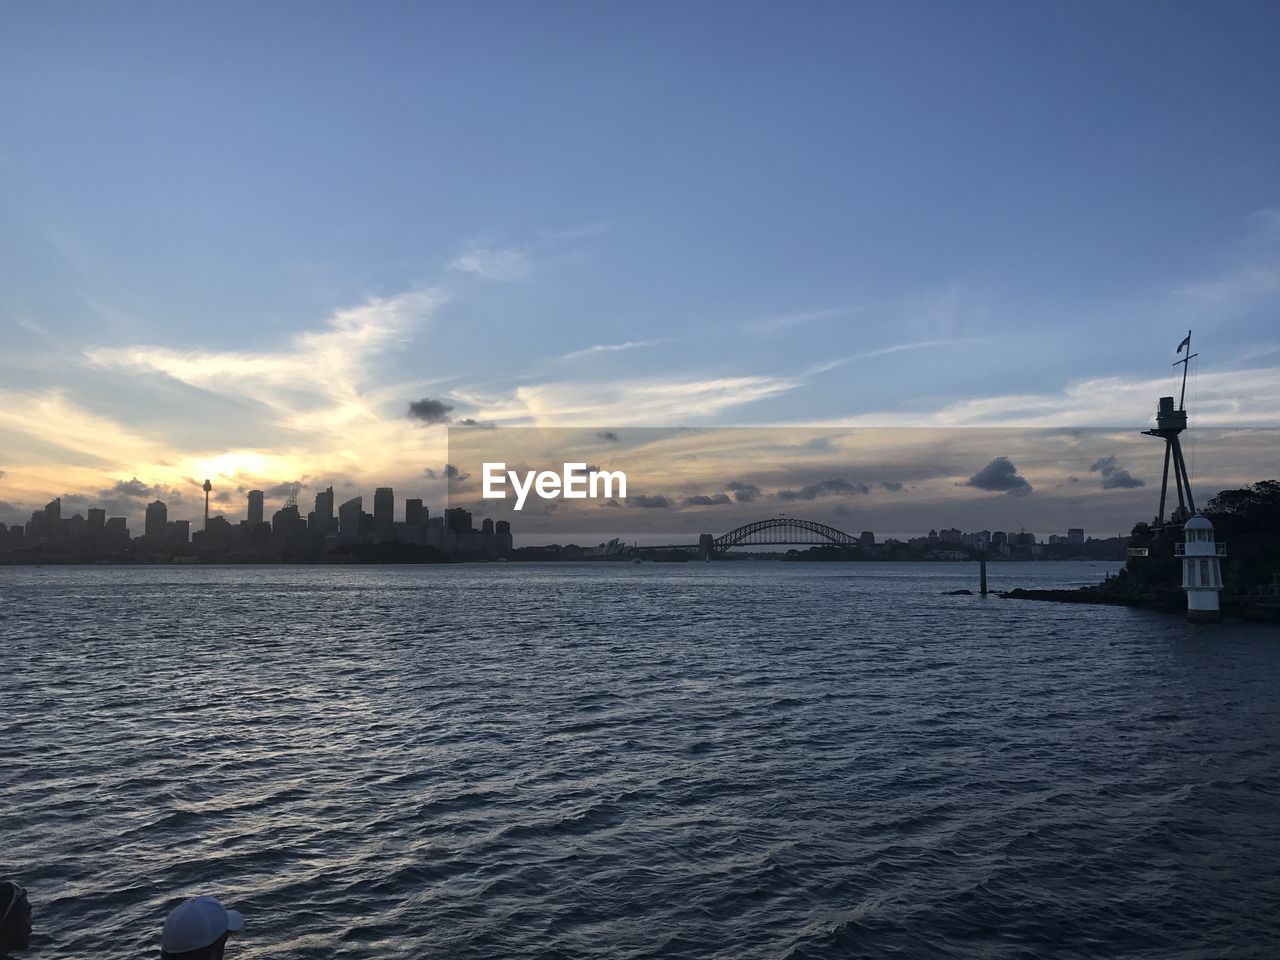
{"left": 145, "top": 500, "right": 168, "bottom": 540}
{"left": 373, "top": 487, "right": 395, "bottom": 540}
{"left": 272, "top": 505, "right": 305, "bottom": 539}
{"left": 445, "top": 507, "right": 472, "bottom": 536}
{"left": 339, "top": 497, "right": 363, "bottom": 542}
{"left": 314, "top": 487, "right": 335, "bottom": 533}
{"left": 426, "top": 516, "right": 446, "bottom": 550}
{"left": 1068, "top": 528, "right": 1085, "bottom": 545}
{"left": 247, "top": 490, "right": 265, "bottom": 525}
{"left": 405, "top": 498, "right": 426, "bottom": 527}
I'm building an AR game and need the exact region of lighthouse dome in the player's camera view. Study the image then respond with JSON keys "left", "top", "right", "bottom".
{"left": 1184, "top": 514, "right": 1214, "bottom": 531}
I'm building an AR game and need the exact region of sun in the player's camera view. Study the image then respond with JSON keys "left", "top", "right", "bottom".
{"left": 183, "top": 451, "right": 296, "bottom": 484}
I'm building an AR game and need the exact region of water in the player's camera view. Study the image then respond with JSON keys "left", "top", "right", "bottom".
{"left": 3, "top": 561, "right": 1279, "bottom": 959}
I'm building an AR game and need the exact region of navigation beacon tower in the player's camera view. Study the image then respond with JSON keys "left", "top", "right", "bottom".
{"left": 1179, "top": 514, "right": 1225, "bottom": 623}
{"left": 202, "top": 478, "right": 212, "bottom": 530}
{"left": 1142, "top": 330, "right": 1197, "bottom": 526}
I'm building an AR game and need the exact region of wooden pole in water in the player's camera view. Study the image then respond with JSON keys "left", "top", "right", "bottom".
{"left": 980, "top": 552, "right": 988, "bottom": 596}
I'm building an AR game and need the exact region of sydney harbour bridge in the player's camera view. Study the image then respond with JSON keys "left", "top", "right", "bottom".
{"left": 638, "top": 516, "right": 862, "bottom": 558}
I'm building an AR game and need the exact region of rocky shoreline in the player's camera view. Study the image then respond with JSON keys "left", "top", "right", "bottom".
{"left": 1001, "top": 585, "right": 1279, "bottom": 622}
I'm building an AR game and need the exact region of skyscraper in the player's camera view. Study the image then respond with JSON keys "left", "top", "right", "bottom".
{"left": 405, "top": 498, "right": 426, "bottom": 527}
{"left": 247, "top": 490, "right": 265, "bottom": 525}
{"left": 374, "top": 487, "right": 394, "bottom": 540}
{"left": 145, "top": 500, "right": 168, "bottom": 540}
{"left": 44, "top": 498, "right": 61, "bottom": 538}
{"left": 445, "top": 507, "right": 472, "bottom": 535}
{"left": 338, "top": 497, "right": 363, "bottom": 542}
{"left": 314, "top": 487, "right": 335, "bottom": 533}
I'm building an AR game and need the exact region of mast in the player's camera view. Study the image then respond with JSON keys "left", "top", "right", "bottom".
{"left": 1175, "top": 329, "right": 1198, "bottom": 411}
{"left": 1142, "top": 331, "right": 1197, "bottom": 525}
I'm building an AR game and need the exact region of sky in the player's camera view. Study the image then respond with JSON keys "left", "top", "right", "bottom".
{"left": 1, "top": 1, "right": 1279, "bottom": 534}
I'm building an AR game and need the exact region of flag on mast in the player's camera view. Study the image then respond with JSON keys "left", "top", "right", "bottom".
{"left": 1177, "top": 332, "right": 1191, "bottom": 353}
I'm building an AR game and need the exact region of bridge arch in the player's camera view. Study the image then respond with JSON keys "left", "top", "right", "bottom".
{"left": 713, "top": 517, "right": 860, "bottom": 551}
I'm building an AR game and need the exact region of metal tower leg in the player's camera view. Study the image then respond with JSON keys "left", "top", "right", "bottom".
{"left": 1173, "top": 441, "right": 1196, "bottom": 515}
{"left": 1171, "top": 440, "right": 1188, "bottom": 517}
{"left": 1158, "top": 443, "right": 1172, "bottom": 524}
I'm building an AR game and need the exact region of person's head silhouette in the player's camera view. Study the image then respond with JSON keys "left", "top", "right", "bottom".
{"left": 160, "top": 896, "right": 245, "bottom": 960}
{"left": 0, "top": 881, "right": 32, "bottom": 957}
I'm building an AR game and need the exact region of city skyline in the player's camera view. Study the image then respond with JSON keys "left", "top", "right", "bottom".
{"left": 1, "top": 479, "right": 1123, "bottom": 559}
{"left": 3, "top": 5, "right": 1280, "bottom": 529}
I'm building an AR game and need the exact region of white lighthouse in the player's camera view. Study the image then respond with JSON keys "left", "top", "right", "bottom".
{"left": 1179, "top": 514, "right": 1225, "bottom": 622}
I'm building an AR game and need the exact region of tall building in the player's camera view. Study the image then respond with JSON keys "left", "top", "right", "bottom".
{"left": 272, "top": 505, "right": 304, "bottom": 538}
{"left": 405, "top": 499, "right": 426, "bottom": 527}
{"left": 145, "top": 500, "right": 168, "bottom": 540}
{"left": 87, "top": 508, "right": 106, "bottom": 534}
{"left": 374, "top": 487, "right": 395, "bottom": 540}
{"left": 247, "top": 490, "right": 265, "bottom": 525}
{"left": 495, "top": 519, "right": 513, "bottom": 555}
{"left": 339, "top": 497, "right": 363, "bottom": 542}
{"left": 314, "top": 487, "right": 335, "bottom": 533}
{"left": 445, "top": 507, "right": 472, "bottom": 535}
{"left": 1067, "top": 528, "right": 1085, "bottom": 545}
{"left": 42, "top": 498, "right": 61, "bottom": 539}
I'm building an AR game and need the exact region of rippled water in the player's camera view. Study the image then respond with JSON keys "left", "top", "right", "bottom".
{"left": 3, "top": 561, "right": 1279, "bottom": 959}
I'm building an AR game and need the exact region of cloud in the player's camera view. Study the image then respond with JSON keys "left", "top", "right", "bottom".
{"left": 103, "top": 477, "right": 153, "bottom": 498}
{"left": 489, "top": 375, "right": 798, "bottom": 425}
{"left": 628, "top": 494, "right": 671, "bottom": 508}
{"left": 1174, "top": 269, "right": 1280, "bottom": 306}
{"left": 539, "top": 223, "right": 611, "bottom": 242}
{"left": 423, "top": 464, "right": 470, "bottom": 481}
{"left": 879, "top": 480, "right": 904, "bottom": 492}
{"left": 455, "top": 418, "right": 495, "bottom": 428}
{"left": 407, "top": 398, "right": 455, "bottom": 424}
{"left": 777, "top": 478, "right": 871, "bottom": 501}
{"left": 832, "top": 366, "right": 1280, "bottom": 428}
{"left": 558, "top": 339, "right": 673, "bottom": 362}
{"left": 449, "top": 246, "right": 531, "bottom": 282}
{"left": 727, "top": 480, "right": 762, "bottom": 503}
{"left": 963, "top": 457, "right": 1032, "bottom": 496}
{"left": 806, "top": 339, "right": 973, "bottom": 376}
{"left": 746, "top": 305, "right": 872, "bottom": 334}
{"left": 262, "top": 480, "right": 303, "bottom": 498}
{"left": 599, "top": 498, "right": 622, "bottom": 508}
{"left": 1090, "top": 455, "right": 1145, "bottom": 490}
{"left": 74, "top": 290, "right": 448, "bottom": 499}
{"left": 596, "top": 431, "right": 620, "bottom": 442}
{"left": 682, "top": 493, "right": 732, "bottom": 507}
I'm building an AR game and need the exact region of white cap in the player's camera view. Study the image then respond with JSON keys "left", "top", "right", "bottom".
{"left": 162, "top": 896, "right": 245, "bottom": 954}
